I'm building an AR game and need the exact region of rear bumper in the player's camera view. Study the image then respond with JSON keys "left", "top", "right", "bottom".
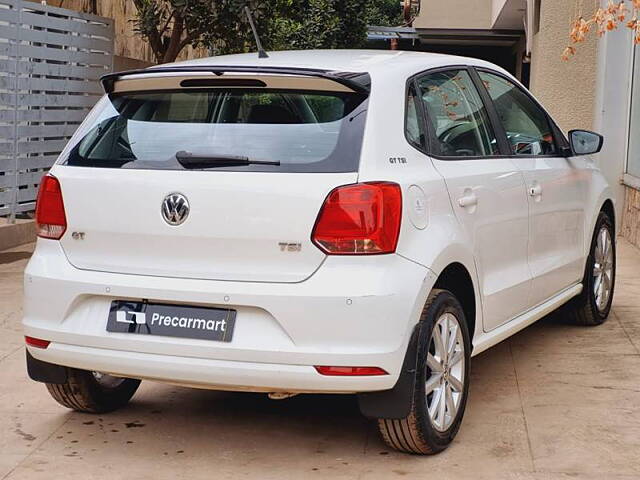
{"left": 23, "top": 240, "right": 435, "bottom": 393}
{"left": 27, "top": 344, "right": 395, "bottom": 393}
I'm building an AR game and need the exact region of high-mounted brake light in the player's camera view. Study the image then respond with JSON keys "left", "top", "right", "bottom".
{"left": 25, "top": 336, "right": 50, "bottom": 349}
{"left": 311, "top": 182, "right": 402, "bottom": 255}
{"left": 35, "top": 175, "right": 67, "bottom": 240}
{"left": 315, "top": 366, "right": 388, "bottom": 376}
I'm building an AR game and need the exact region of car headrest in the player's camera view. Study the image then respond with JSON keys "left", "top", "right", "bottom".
{"left": 247, "top": 104, "right": 298, "bottom": 124}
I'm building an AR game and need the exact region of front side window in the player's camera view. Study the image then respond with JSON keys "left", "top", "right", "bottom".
{"left": 63, "top": 88, "right": 368, "bottom": 173}
{"left": 478, "top": 71, "right": 557, "bottom": 156}
{"left": 416, "top": 70, "right": 499, "bottom": 158}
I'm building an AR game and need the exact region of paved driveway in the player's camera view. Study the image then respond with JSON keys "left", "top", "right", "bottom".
{"left": 1, "top": 241, "right": 639, "bottom": 480}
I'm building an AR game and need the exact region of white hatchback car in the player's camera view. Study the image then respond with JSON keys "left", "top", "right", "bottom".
{"left": 23, "top": 50, "right": 616, "bottom": 454}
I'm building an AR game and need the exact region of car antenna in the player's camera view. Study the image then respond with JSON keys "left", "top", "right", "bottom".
{"left": 244, "top": 6, "right": 269, "bottom": 59}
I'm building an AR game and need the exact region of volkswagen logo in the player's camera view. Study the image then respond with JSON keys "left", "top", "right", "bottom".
{"left": 161, "top": 193, "right": 190, "bottom": 226}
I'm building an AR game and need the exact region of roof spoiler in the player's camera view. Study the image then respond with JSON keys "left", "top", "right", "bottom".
{"left": 100, "top": 66, "right": 371, "bottom": 95}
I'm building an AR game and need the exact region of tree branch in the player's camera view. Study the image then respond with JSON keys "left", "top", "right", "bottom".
{"left": 131, "top": 0, "right": 166, "bottom": 62}
{"left": 159, "top": 10, "right": 176, "bottom": 36}
{"left": 162, "top": 12, "right": 185, "bottom": 63}
{"left": 178, "top": 34, "right": 195, "bottom": 52}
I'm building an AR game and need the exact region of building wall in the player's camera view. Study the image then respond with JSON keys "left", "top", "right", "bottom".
{"left": 491, "top": 0, "right": 509, "bottom": 25}
{"left": 529, "top": 0, "right": 598, "bottom": 132}
{"left": 622, "top": 186, "right": 640, "bottom": 247}
{"left": 593, "top": 27, "right": 636, "bottom": 238}
{"left": 618, "top": 39, "right": 640, "bottom": 249}
{"left": 414, "top": 0, "right": 492, "bottom": 29}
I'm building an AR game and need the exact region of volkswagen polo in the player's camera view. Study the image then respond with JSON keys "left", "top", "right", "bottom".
{"left": 23, "top": 50, "right": 616, "bottom": 454}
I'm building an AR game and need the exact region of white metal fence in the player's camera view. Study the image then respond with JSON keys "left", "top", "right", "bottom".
{"left": 0, "top": 0, "right": 113, "bottom": 219}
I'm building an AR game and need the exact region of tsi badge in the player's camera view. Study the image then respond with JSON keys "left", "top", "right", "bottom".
{"left": 279, "top": 242, "right": 301, "bottom": 252}
{"left": 116, "top": 311, "right": 147, "bottom": 325}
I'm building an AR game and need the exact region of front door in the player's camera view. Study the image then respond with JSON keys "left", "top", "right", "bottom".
{"left": 414, "top": 69, "right": 532, "bottom": 331}
{"left": 476, "top": 70, "right": 587, "bottom": 307}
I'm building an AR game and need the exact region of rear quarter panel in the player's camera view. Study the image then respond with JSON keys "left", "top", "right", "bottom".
{"left": 356, "top": 74, "right": 483, "bottom": 342}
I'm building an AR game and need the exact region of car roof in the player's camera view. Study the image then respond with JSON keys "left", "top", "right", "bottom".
{"left": 163, "top": 49, "right": 509, "bottom": 82}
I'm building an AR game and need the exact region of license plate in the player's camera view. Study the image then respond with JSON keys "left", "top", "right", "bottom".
{"left": 107, "top": 301, "right": 236, "bottom": 342}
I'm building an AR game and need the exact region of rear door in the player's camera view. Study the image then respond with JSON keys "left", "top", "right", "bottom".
{"left": 476, "top": 70, "right": 587, "bottom": 307}
{"left": 53, "top": 73, "right": 369, "bottom": 282}
{"left": 414, "top": 68, "right": 532, "bottom": 331}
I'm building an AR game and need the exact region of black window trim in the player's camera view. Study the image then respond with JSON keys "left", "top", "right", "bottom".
{"left": 467, "top": 67, "right": 512, "bottom": 155}
{"left": 472, "top": 66, "right": 572, "bottom": 158}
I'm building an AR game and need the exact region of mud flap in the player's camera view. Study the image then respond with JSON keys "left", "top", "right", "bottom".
{"left": 357, "top": 323, "right": 421, "bottom": 419}
{"left": 26, "top": 350, "right": 68, "bottom": 384}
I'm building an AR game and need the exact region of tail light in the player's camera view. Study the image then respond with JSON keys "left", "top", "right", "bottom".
{"left": 311, "top": 182, "right": 402, "bottom": 255}
{"left": 35, "top": 175, "right": 67, "bottom": 240}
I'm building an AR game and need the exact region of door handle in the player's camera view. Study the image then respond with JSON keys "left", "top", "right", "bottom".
{"left": 528, "top": 184, "right": 542, "bottom": 197}
{"left": 458, "top": 192, "right": 478, "bottom": 208}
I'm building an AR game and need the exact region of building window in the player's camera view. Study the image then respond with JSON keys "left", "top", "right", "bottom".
{"left": 629, "top": 46, "right": 640, "bottom": 179}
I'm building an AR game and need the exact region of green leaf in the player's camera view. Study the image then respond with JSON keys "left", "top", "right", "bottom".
{"left": 132, "top": 0, "right": 402, "bottom": 62}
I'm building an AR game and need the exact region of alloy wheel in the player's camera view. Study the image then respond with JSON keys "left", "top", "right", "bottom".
{"left": 425, "top": 312, "right": 466, "bottom": 432}
{"left": 593, "top": 226, "right": 614, "bottom": 312}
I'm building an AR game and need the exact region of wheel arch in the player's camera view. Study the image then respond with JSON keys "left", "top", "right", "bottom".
{"left": 433, "top": 262, "right": 477, "bottom": 343}
{"left": 600, "top": 198, "right": 615, "bottom": 231}
{"left": 358, "top": 254, "right": 481, "bottom": 420}
{"left": 585, "top": 177, "right": 616, "bottom": 250}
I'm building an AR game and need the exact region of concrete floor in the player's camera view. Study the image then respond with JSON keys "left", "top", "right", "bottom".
{"left": 1, "top": 241, "right": 639, "bottom": 480}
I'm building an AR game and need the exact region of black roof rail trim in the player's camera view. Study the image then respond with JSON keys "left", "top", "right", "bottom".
{"left": 100, "top": 66, "right": 371, "bottom": 94}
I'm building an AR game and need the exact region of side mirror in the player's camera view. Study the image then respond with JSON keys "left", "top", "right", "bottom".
{"left": 569, "top": 129, "right": 604, "bottom": 156}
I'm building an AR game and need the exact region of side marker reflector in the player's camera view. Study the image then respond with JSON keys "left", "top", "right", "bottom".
{"left": 25, "top": 336, "right": 50, "bottom": 349}
{"left": 314, "top": 366, "right": 388, "bottom": 376}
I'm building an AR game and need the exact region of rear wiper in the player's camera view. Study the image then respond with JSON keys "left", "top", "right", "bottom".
{"left": 175, "top": 151, "right": 280, "bottom": 168}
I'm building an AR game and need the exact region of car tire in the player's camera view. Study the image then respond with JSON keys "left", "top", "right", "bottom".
{"left": 376, "top": 289, "right": 471, "bottom": 455}
{"left": 564, "top": 211, "right": 616, "bottom": 326}
{"left": 46, "top": 368, "right": 140, "bottom": 413}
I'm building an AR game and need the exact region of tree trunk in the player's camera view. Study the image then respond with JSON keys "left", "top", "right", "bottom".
{"left": 162, "top": 14, "right": 185, "bottom": 63}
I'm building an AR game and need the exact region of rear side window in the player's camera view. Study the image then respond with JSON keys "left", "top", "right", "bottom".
{"left": 64, "top": 88, "right": 368, "bottom": 173}
{"left": 416, "top": 70, "right": 499, "bottom": 158}
{"left": 478, "top": 71, "right": 557, "bottom": 156}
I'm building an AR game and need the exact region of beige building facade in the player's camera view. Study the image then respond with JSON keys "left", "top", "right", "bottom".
{"left": 414, "top": 0, "right": 494, "bottom": 29}
{"left": 528, "top": 2, "right": 598, "bottom": 133}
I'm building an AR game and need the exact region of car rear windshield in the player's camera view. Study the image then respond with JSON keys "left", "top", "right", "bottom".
{"left": 62, "top": 88, "right": 369, "bottom": 173}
